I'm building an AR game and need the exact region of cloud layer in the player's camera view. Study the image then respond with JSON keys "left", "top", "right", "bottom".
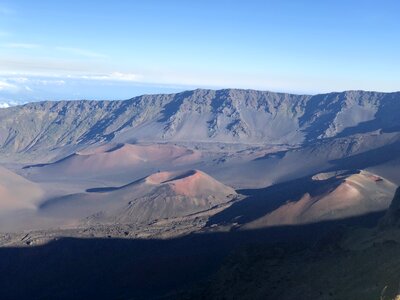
{"left": 0, "top": 73, "right": 185, "bottom": 102}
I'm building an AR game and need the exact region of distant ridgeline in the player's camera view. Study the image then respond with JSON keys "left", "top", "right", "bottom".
{"left": 0, "top": 89, "right": 399, "bottom": 162}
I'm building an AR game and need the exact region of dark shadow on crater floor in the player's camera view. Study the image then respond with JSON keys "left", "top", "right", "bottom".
{"left": 0, "top": 212, "right": 385, "bottom": 300}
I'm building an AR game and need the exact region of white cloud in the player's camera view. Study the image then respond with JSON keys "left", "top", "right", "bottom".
{"left": 1, "top": 76, "right": 66, "bottom": 85}
{"left": 78, "top": 72, "right": 142, "bottom": 82}
{"left": 2, "top": 43, "right": 41, "bottom": 49}
{"left": 0, "top": 102, "right": 10, "bottom": 108}
{"left": 0, "top": 100, "right": 19, "bottom": 108}
{"left": 55, "top": 47, "right": 107, "bottom": 58}
{"left": 36, "top": 79, "right": 66, "bottom": 86}
{"left": 109, "top": 72, "right": 142, "bottom": 81}
{"left": 7, "top": 77, "right": 29, "bottom": 83}
{"left": 0, "top": 80, "right": 18, "bottom": 91}
{"left": 0, "top": 77, "right": 69, "bottom": 101}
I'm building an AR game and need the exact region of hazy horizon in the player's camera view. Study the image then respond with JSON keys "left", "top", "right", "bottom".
{"left": 0, "top": 0, "right": 399, "bottom": 104}
{"left": 3, "top": 87, "right": 400, "bottom": 108}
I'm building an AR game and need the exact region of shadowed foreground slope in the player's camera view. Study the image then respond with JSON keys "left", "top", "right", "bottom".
{"left": 0, "top": 212, "right": 388, "bottom": 300}
{"left": 184, "top": 189, "right": 400, "bottom": 300}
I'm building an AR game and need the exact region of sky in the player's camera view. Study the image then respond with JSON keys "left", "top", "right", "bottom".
{"left": 0, "top": 0, "right": 399, "bottom": 105}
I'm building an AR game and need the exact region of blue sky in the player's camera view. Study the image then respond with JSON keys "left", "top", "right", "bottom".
{"left": 0, "top": 0, "right": 399, "bottom": 104}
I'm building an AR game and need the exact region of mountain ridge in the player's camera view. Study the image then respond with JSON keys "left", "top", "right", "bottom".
{"left": 3, "top": 88, "right": 399, "bottom": 107}
{"left": 1, "top": 88, "right": 400, "bottom": 163}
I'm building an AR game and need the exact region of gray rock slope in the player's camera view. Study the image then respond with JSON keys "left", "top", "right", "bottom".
{"left": 0, "top": 89, "right": 399, "bottom": 162}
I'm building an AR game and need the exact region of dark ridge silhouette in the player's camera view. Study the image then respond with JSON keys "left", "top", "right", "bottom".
{"left": 253, "top": 150, "right": 287, "bottom": 161}
{"left": 162, "top": 170, "right": 197, "bottom": 183}
{"left": 85, "top": 176, "right": 148, "bottom": 193}
{"left": 22, "top": 154, "right": 76, "bottom": 169}
{"left": 380, "top": 187, "right": 400, "bottom": 228}
{"left": 104, "top": 143, "right": 126, "bottom": 153}
{"left": 0, "top": 213, "right": 384, "bottom": 300}
{"left": 85, "top": 186, "right": 120, "bottom": 193}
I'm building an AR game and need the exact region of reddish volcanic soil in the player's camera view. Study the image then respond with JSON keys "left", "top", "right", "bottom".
{"left": 245, "top": 170, "right": 397, "bottom": 228}
{"left": 0, "top": 166, "right": 43, "bottom": 211}
{"left": 30, "top": 143, "right": 202, "bottom": 176}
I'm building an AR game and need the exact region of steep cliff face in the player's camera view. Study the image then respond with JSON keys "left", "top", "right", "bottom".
{"left": 0, "top": 89, "right": 399, "bottom": 162}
